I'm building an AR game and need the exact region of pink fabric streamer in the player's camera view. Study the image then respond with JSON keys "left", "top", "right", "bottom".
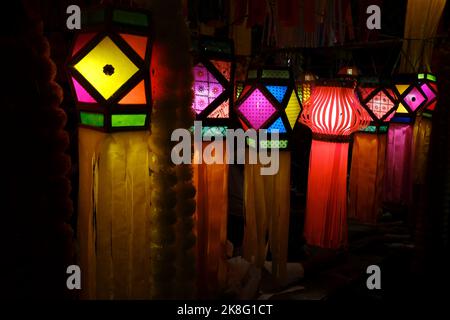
{"left": 383, "top": 123, "right": 414, "bottom": 205}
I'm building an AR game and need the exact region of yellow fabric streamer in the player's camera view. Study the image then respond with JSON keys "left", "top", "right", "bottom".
{"left": 78, "top": 128, "right": 151, "bottom": 299}
{"left": 400, "top": 0, "right": 446, "bottom": 72}
{"left": 413, "top": 117, "right": 433, "bottom": 185}
{"left": 243, "top": 151, "right": 291, "bottom": 281}
{"left": 193, "top": 143, "right": 229, "bottom": 297}
{"left": 349, "top": 133, "right": 387, "bottom": 224}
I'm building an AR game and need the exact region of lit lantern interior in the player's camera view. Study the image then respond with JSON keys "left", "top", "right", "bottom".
{"left": 393, "top": 74, "right": 434, "bottom": 123}
{"left": 418, "top": 74, "right": 438, "bottom": 116}
{"left": 74, "top": 36, "right": 139, "bottom": 100}
{"left": 193, "top": 63, "right": 225, "bottom": 115}
{"left": 238, "top": 88, "right": 276, "bottom": 130}
{"left": 68, "top": 8, "right": 152, "bottom": 133}
{"left": 356, "top": 82, "right": 399, "bottom": 132}
{"left": 301, "top": 84, "right": 369, "bottom": 137}
{"left": 235, "top": 68, "right": 302, "bottom": 149}
{"left": 191, "top": 37, "right": 234, "bottom": 139}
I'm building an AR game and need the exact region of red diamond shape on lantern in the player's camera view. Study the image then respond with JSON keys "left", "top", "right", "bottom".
{"left": 192, "top": 63, "right": 224, "bottom": 114}
{"left": 238, "top": 89, "right": 276, "bottom": 130}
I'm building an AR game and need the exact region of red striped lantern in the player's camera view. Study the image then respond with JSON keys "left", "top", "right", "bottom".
{"left": 300, "top": 80, "right": 369, "bottom": 248}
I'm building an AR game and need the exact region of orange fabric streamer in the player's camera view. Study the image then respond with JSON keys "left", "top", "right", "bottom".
{"left": 193, "top": 143, "right": 229, "bottom": 298}
{"left": 304, "top": 140, "right": 349, "bottom": 249}
{"left": 413, "top": 117, "right": 433, "bottom": 185}
{"left": 349, "top": 133, "right": 387, "bottom": 224}
{"left": 243, "top": 151, "right": 291, "bottom": 281}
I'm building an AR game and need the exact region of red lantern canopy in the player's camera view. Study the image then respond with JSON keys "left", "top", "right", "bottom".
{"left": 300, "top": 79, "right": 369, "bottom": 248}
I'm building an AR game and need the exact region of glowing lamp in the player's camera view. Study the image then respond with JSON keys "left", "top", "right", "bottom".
{"left": 191, "top": 37, "right": 235, "bottom": 136}
{"left": 349, "top": 78, "right": 399, "bottom": 224}
{"left": 300, "top": 80, "right": 370, "bottom": 140}
{"left": 356, "top": 78, "right": 400, "bottom": 133}
{"left": 300, "top": 80, "right": 369, "bottom": 248}
{"left": 235, "top": 67, "right": 302, "bottom": 149}
{"left": 391, "top": 74, "right": 433, "bottom": 124}
{"left": 236, "top": 67, "right": 301, "bottom": 279}
{"left": 67, "top": 6, "right": 152, "bottom": 132}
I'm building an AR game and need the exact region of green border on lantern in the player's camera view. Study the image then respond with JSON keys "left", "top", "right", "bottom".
{"left": 190, "top": 126, "right": 228, "bottom": 138}
{"left": 80, "top": 112, "right": 105, "bottom": 127}
{"left": 247, "top": 138, "right": 288, "bottom": 149}
{"left": 111, "top": 114, "right": 147, "bottom": 127}
{"left": 113, "top": 10, "right": 149, "bottom": 27}
{"left": 260, "top": 140, "right": 289, "bottom": 149}
{"left": 360, "top": 125, "right": 377, "bottom": 133}
{"left": 422, "top": 112, "right": 433, "bottom": 119}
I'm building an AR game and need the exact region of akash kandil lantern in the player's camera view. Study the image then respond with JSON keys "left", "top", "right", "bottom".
{"left": 348, "top": 78, "right": 399, "bottom": 224}
{"left": 67, "top": 6, "right": 153, "bottom": 299}
{"left": 300, "top": 79, "right": 370, "bottom": 249}
{"left": 235, "top": 66, "right": 302, "bottom": 280}
{"left": 191, "top": 36, "right": 235, "bottom": 297}
{"left": 384, "top": 74, "right": 433, "bottom": 206}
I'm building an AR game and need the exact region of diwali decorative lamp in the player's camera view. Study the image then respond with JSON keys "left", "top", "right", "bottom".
{"left": 67, "top": 6, "right": 153, "bottom": 299}
{"left": 413, "top": 73, "right": 438, "bottom": 185}
{"left": 348, "top": 77, "right": 400, "bottom": 224}
{"left": 384, "top": 73, "right": 435, "bottom": 205}
{"left": 236, "top": 66, "right": 302, "bottom": 149}
{"left": 235, "top": 66, "right": 302, "bottom": 280}
{"left": 300, "top": 79, "right": 370, "bottom": 248}
{"left": 67, "top": 6, "right": 152, "bottom": 131}
{"left": 190, "top": 36, "right": 235, "bottom": 297}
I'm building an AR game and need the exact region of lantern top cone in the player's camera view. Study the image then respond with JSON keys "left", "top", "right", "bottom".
{"left": 67, "top": 6, "right": 152, "bottom": 132}
{"left": 300, "top": 79, "right": 370, "bottom": 142}
{"left": 235, "top": 66, "right": 302, "bottom": 149}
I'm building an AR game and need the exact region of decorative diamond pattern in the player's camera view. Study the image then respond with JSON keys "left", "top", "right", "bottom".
{"left": 403, "top": 87, "right": 426, "bottom": 112}
{"left": 192, "top": 63, "right": 224, "bottom": 114}
{"left": 268, "top": 117, "right": 287, "bottom": 133}
{"left": 238, "top": 89, "right": 276, "bottom": 130}
{"left": 366, "top": 91, "right": 395, "bottom": 120}
{"left": 74, "top": 36, "right": 139, "bottom": 99}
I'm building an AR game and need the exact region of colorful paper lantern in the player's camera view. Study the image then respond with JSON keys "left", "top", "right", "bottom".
{"left": 355, "top": 78, "right": 399, "bottom": 133}
{"left": 191, "top": 37, "right": 235, "bottom": 297}
{"left": 235, "top": 66, "right": 301, "bottom": 280}
{"left": 391, "top": 74, "right": 431, "bottom": 124}
{"left": 417, "top": 73, "right": 438, "bottom": 118}
{"left": 67, "top": 6, "right": 154, "bottom": 299}
{"left": 300, "top": 79, "right": 369, "bottom": 248}
{"left": 191, "top": 36, "right": 235, "bottom": 134}
{"left": 235, "top": 67, "right": 302, "bottom": 149}
{"left": 67, "top": 6, "right": 152, "bottom": 132}
{"left": 349, "top": 78, "right": 400, "bottom": 224}
{"left": 384, "top": 73, "right": 436, "bottom": 205}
